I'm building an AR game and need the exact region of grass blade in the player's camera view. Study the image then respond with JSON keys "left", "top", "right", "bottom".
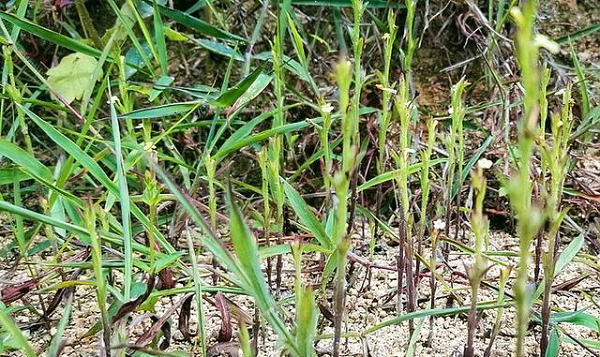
{"left": 225, "top": 188, "right": 300, "bottom": 356}
{"left": 283, "top": 179, "right": 331, "bottom": 248}
{"left": 0, "top": 303, "right": 37, "bottom": 357}
{"left": 0, "top": 12, "right": 104, "bottom": 58}
{"left": 151, "top": 3, "right": 247, "bottom": 43}
{"left": 20, "top": 105, "right": 175, "bottom": 254}
{"left": 108, "top": 89, "right": 133, "bottom": 300}
{"left": 47, "top": 292, "right": 73, "bottom": 357}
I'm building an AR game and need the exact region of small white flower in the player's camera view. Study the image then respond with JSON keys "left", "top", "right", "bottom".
{"left": 433, "top": 219, "right": 446, "bottom": 231}
{"left": 106, "top": 96, "right": 119, "bottom": 105}
{"left": 321, "top": 103, "right": 334, "bottom": 114}
{"left": 448, "top": 106, "right": 454, "bottom": 115}
{"left": 553, "top": 89, "right": 566, "bottom": 97}
{"left": 534, "top": 34, "right": 560, "bottom": 54}
{"left": 478, "top": 158, "right": 493, "bottom": 170}
{"left": 382, "top": 33, "right": 390, "bottom": 41}
{"left": 376, "top": 84, "right": 397, "bottom": 94}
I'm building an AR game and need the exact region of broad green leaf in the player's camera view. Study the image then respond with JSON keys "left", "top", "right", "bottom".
{"left": 218, "top": 109, "right": 276, "bottom": 153}
{"left": 564, "top": 337, "right": 600, "bottom": 350}
{"left": 548, "top": 310, "right": 600, "bottom": 333}
{"left": 230, "top": 74, "right": 272, "bottom": 109}
{"left": 287, "top": 13, "right": 306, "bottom": 66}
{"left": 124, "top": 39, "right": 154, "bottom": 78}
{"left": 47, "top": 53, "right": 101, "bottom": 104}
{"left": 253, "top": 52, "right": 316, "bottom": 88}
{"left": 153, "top": 252, "right": 183, "bottom": 273}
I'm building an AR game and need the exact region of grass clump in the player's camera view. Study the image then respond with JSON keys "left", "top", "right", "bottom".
{"left": 0, "top": 1, "right": 598, "bottom": 357}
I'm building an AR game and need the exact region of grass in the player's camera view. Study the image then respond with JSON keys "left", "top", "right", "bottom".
{"left": 0, "top": 1, "right": 598, "bottom": 357}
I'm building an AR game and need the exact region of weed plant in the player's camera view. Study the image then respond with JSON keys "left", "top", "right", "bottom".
{"left": 0, "top": 1, "right": 597, "bottom": 357}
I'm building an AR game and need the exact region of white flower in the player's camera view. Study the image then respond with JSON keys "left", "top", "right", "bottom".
{"left": 448, "top": 106, "right": 454, "bottom": 115}
{"left": 534, "top": 34, "right": 560, "bottom": 54}
{"left": 321, "top": 103, "right": 334, "bottom": 114}
{"left": 478, "top": 158, "right": 493, "bottom": 170}
{"left": 382, "top": 33, "right": 390, "bottom": 41}
{"left": 106, "top": 96, "right": 119, "bottom": 105}
{"left": 433, "top": 219, "right": 446, "bottom": 231}
{"left": 376, "top": 84, "right": 397, "bottom": 94}
{"left": 553, "top": 89, "right": 566, "bottom": 97}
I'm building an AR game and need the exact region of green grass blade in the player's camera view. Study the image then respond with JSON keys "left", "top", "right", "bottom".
{"left": 362, "top": 303, "right": 511, "bottom": 335}
{"left": 0, "top": 138, "right": 52, "bottom": 181}
{"left": 194, "top": 38, "right": 244, "bottom": 61}
{"left": 225, "top": 189, "right": 300, "bottom": 356}
{"left": 149, "top": 161, "right": 245, "bottom": 284}
{"left": 0, "top": 168, "right": 30, "bottom": 185}
{"left": 19, "top": 104, "right": 175, "bottom": 254}
{"left": 533, "top": 234, "right": 584, "bottom": 300}
{"left": 555, "top": 23, "right": 600, "bottom": 44}
{"left": 214, "top": 118, "right": 323, "bottom": 160}
{"left": 106, "top": 0, "right": 155, "bottom": 76}
{"left": 0, "top": 200, "right": 88, "bottom": 238}
{"left": 294, "top": 287, "right": 318, "bottom": 357}
{"left": 0, "top": 12, "right": 105, "bottom": 58}
{"left": 213, "top": 64, "right": 265, "bottom": 107}
{"left": 283, "top": 179, "right": 331, "bottom": 248}
{"left": 152, "top": 2, "right": 247, "bottom": 43}
{"left": 108, "top": 90, "right": 133, "bottom": 300}
{"left": 451, "top": 134, "right": 495, "bottom": 200}
{"left": 357, "top": 158, "right": 447, "bottom": 192}
{"left": 47, "top": 295, "right": 73, "bottom": 357}
{"left": 571, "top": 45, "right": 589, "bottom": 117}
{"left": 120, "top": 102, "right": 201, "bottom": 119}
{"left": 0, "top": 303, "right": 37, "bottom": 357}
{"left": 288, "top": 0, "right": 402, "bottom": 8}
{"left": 545, "top": 328, "right": 560, "bottom": 357}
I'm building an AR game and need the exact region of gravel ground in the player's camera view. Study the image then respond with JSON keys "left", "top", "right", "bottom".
{"left": 1, "top": 229, "right": 598, "bottom": 357}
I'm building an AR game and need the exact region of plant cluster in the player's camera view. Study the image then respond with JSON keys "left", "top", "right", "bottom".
{"left": 0, "top": 0, "right": 598, "bottom": 357}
